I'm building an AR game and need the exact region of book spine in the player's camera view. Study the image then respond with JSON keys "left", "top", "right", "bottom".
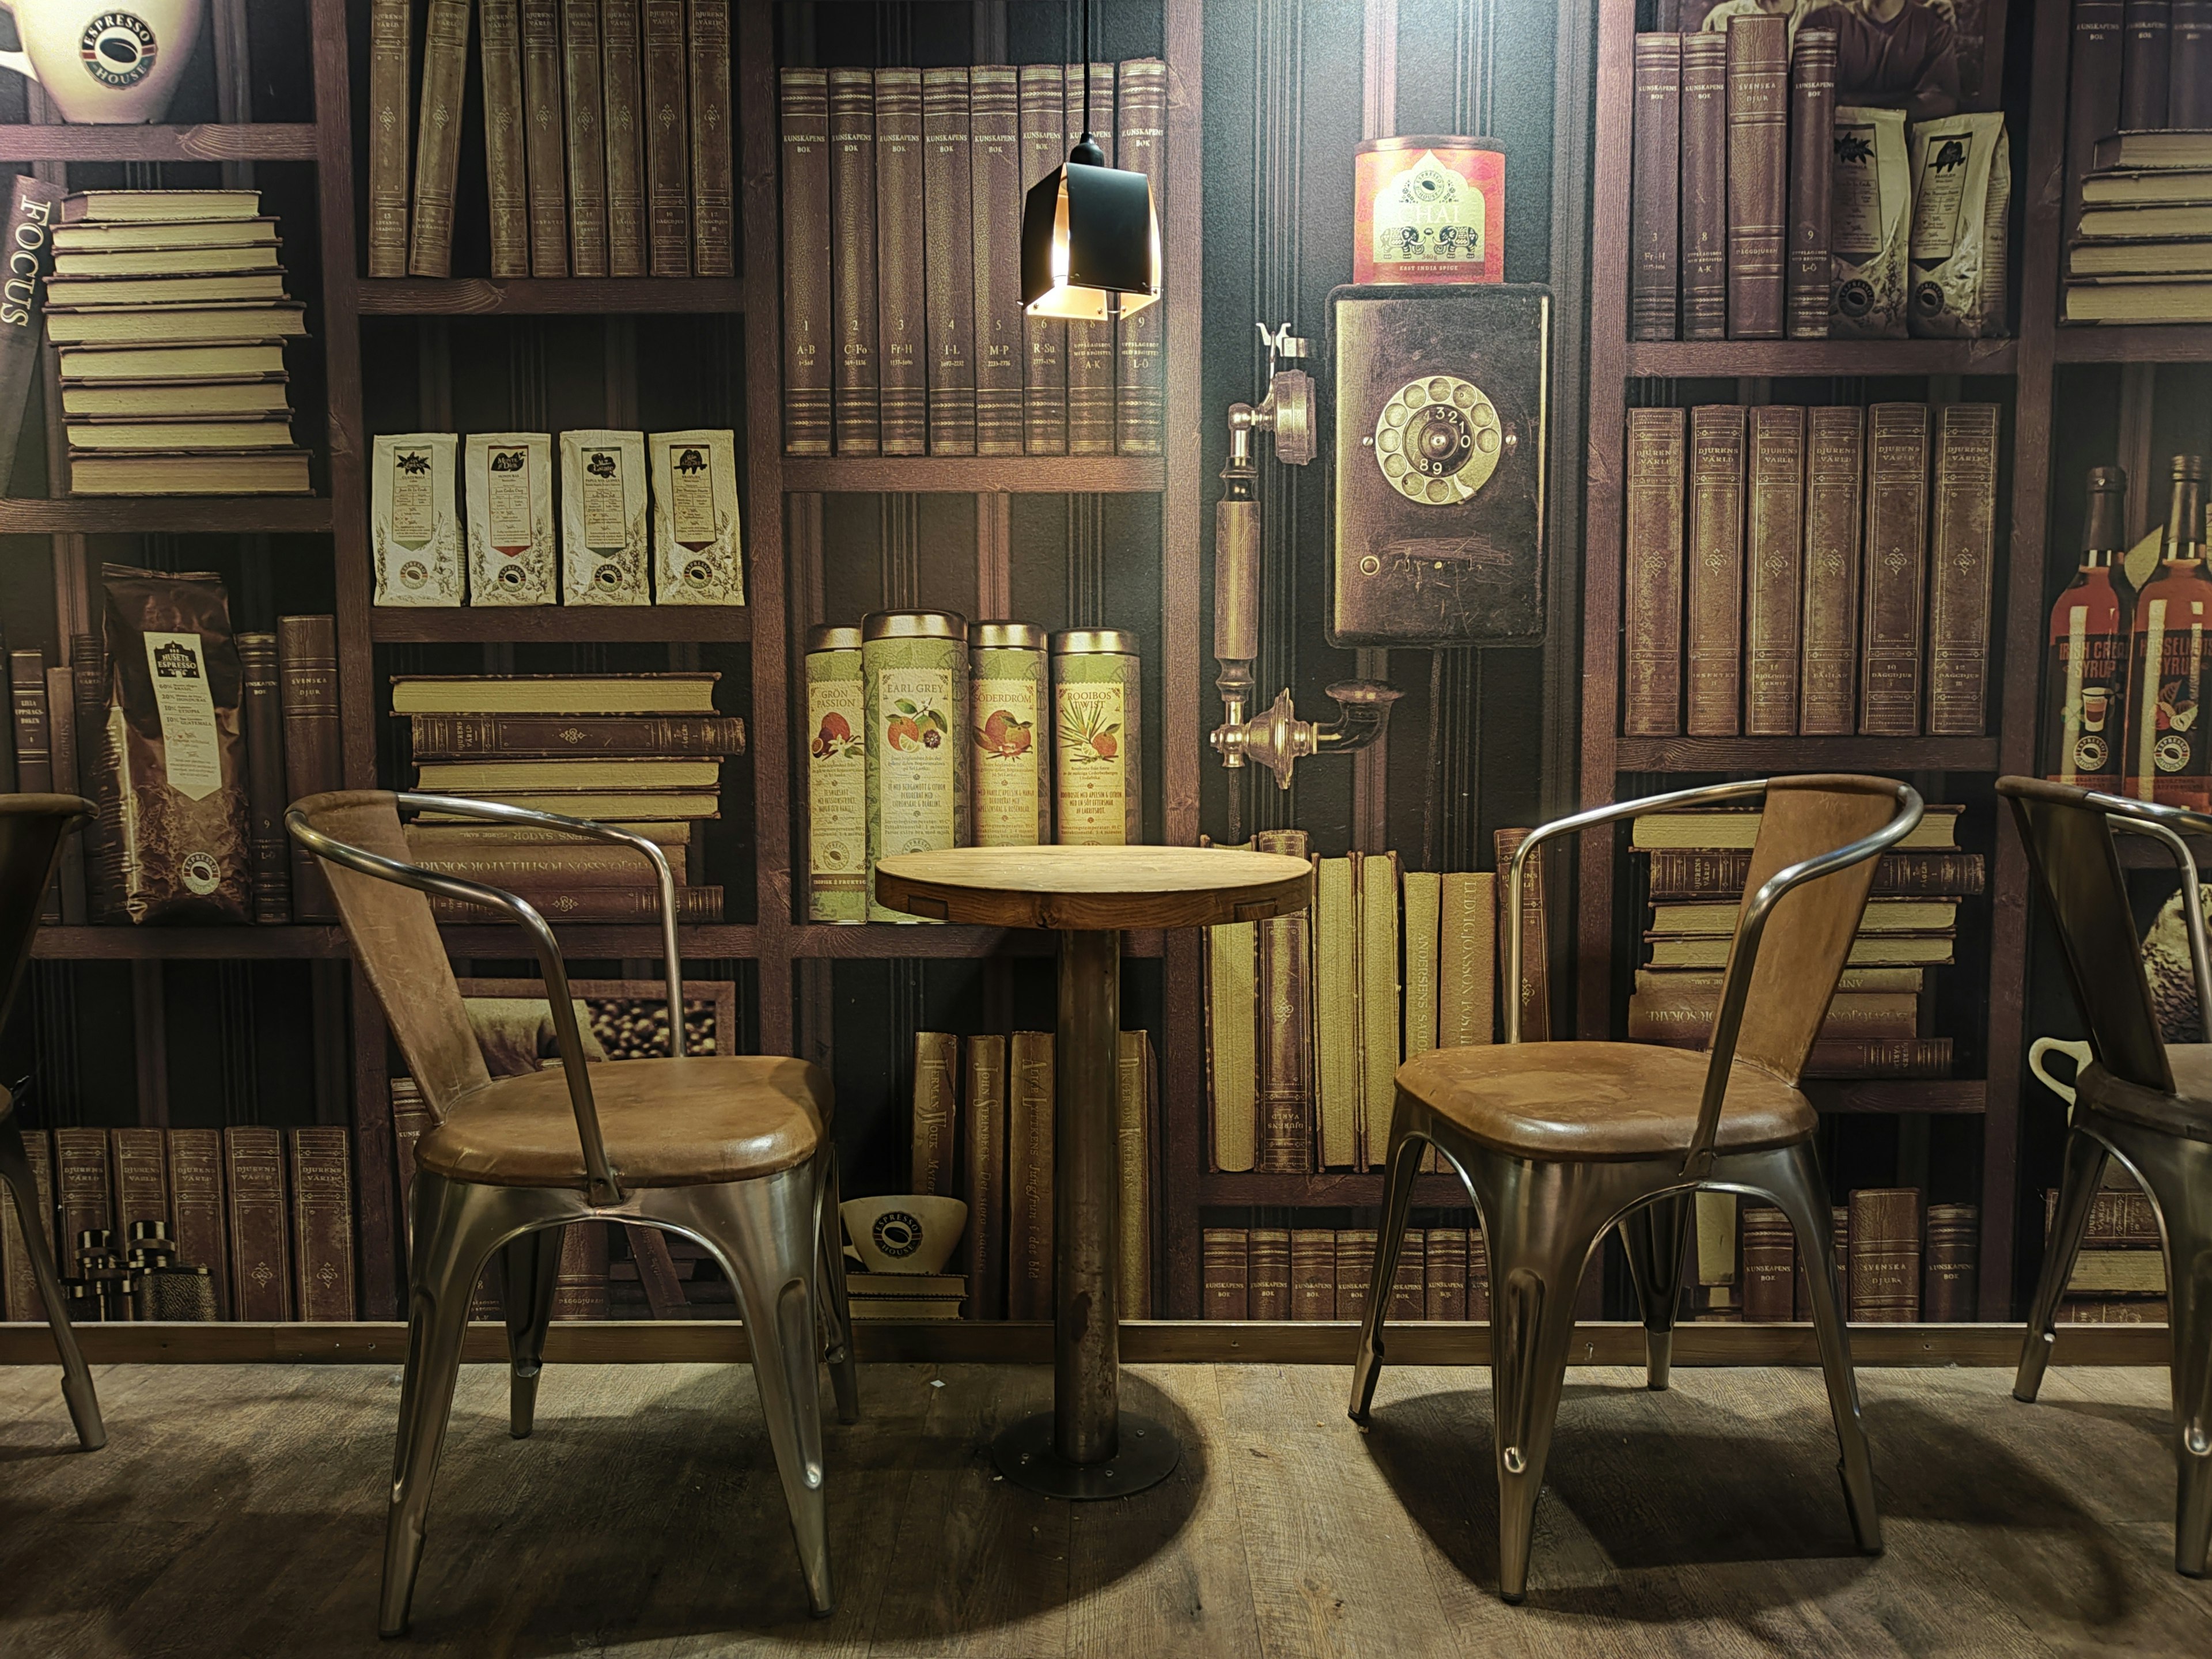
{"left": 1798, "top": 404, "right": 1865, "bottom": 734}
{"left": 1740, "top": 1206, "right": 1796, "bottom": 1320}
{"left": 408, "top": 713, "right": 745, "bottom": 756}
{"left": 520, "top": 0, "right": 569, "bottom": 276}
{"left": 1623, "top": 406, "right": 1688, "bottom": 736}
{"left": 73, "top": 635, "right": 120, "bottom": 923}
{"left": 1314, "top": 854, "right": 1359, "bottom": 1170}
{"left": 1785, "top": 28, "right": 1836, "bottom": 339}
{"left": 1203, "top": 1228, "right": 1249, "bottom": 1320}
{"left": 1679, "top": 33, "right": 1729, "bottom": 339}
{"left": 1358, "top": 851, "right": 1401, "bottom": 1171}
{"left": 2176, "top": 1, "right": 2212, "bottom": 126}
{"left": 1388, "top": 1230, "right": 1425, "bottom": 1320}
{"left": 968, "top": 65, "right": 1025, "bottom": 459}
{"left": 561, "top": 0, "right": 609, "bottom": 276}
{"left": 1803, "top": 1037, "right": 1952, "bottom": 1078}
{"left": 10, "top": 647, "right": 48, "bottom": 793}
{"left": 426, "top": 885, "right": 724, "bottom": 922}
{"left": 480, "top": 0, "right": 531, "bottom": 278}
{"left": 685, "top": 0, "right": 734, "bottom": 275}
{"left": 410, "top": 846, "right": 687, "bottom": 886}
{"left": 236, "top": 632, "right": 289, "bottom": 925}
{"left": 1629, "top": 33, "right": 1683, "bottom": 342}
{"left": 1403, "top": 870, "right": 1441, "bottom": 1063}
{"left": 366, "top": 0, "right": 411, "bottom": 278}
{"left": 964, "top": 1035, "right": 1007, "bottom": 1319}
{"left": 2066, "top": 1, "right": 2125, "bottom": 246}
{"left": 641, "top": 0, "right": 690, "bottom": 275}
{"left": 1425, "top": 1226, "right": 1469, "bottom": 1320}
{"left": 1926, "top": 403, "right": 2001, "bottom": 737}
{"left": 288, "top": 1127, "right": 355, "bottom": 1321}
{"left": 1253, "top": 828, "right": 1314, "bottom": 1174}
{"left": 1846, "top": 1187, "right": 1919, "bottom": 1322}
{"left": 1647, "top": 847, "right": 1983, "bottom": 898}
{"left": 44, "top": 666, "right": 84, "bottom": 924}
{"left": 1205, "top": 919, "right": 1258, "bottom": 1172}
{"left": 1686, "top": 404, "right": 1747, "bottom": 736}
{"left": 165, "top": 1127, "right": 230, "bottom": 1317}
{"left": 828, "top": 68, "right": 879, "bottom": 456}
{"left": 1116, "top": 1029, "right": 1152, "bottom": 1319}
{"left": 1468, "top": 1229, "right": 1490, "bottom": 1320}
{"left": 0, "top": 651, "right": 14, "bottom": 794}
{"left": 1290, "top": 1228, "right": 1336, "bottom": 1319}
{"left": 1113, "top": 58, "right": 1168, "bottom": 454}
{"left": 600, "top": 0, "right": 647, "bottom": 277}
{"left": 1496, "top": 828, "right": 1551, "bottom": 1042}
{"left": 51, "top": 1128, "right": 110, "bottom": 1270}
{"left": 922, "top": 67, "right": 976, "bottom": 457}
{"left": 1725, "top": 15, "right": 1788, "bottom": 339}
{"left": 0, "top": 179, "right": 61, "bottom": 485}
{"left": 2122, "top": 0, "right": 2172, "bottom": 131}
{"left": 1859, "top": 403, "right": 1932, "bottom": 736}
{"left": 1438, "top": 872, "right": 1497, "bottom": 1048}
{"left": 408, "top": 0, "right": 472, "bottom": 278}
{"left": 1, "top": 1128, "right": 48, "bottom": 1321}
{"left": 876, "top": 69, "right": 927, "bottom": 456}
{"left": 1064, "top": 63, "right": 1116, "bottom": 453}
{"left": 108, "top": 1126, "right": 168, "bottom": 1245}
{"left": 1018, "top": 63, "right": 1067, "bottom": 455}
{"left": 2046, "top": 1186, "right": 2162, "bottom": 1246}
{"left": 779, "top": 69, "right": 833, "bottom": 457}
{"left": 278, "top": 615, "right": 342, "bottom": 925}
{"left": 225, "top": 1125, "right": 291, "bottom": 1320}
{"left": 1923, "top": 1203, "right": 1977, "bottom": 1322}
{"left": 552, "top": 1222, "right": 609, "bottom": 1318}
{"left": 1744, "top": 404, "right": 1806, "bottom": 736}
{"left": 1246, "top": 1226, "right": 1288, "bottom": 1321}
{"left": 910, "top": 1031, "right": 959, "bottom": 1196}
{"left": 1007, "top": 1031, "right": 1053, "bottom": 1321}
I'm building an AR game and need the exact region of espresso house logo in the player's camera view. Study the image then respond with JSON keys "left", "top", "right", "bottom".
{"left": 871, "top": 1210, "right": 923, "bottom": 1259}
{"left": 81, "top": 12, "right": 159, "bottom": 89}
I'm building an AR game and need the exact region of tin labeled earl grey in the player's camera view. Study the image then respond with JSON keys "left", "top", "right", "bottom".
{"left": 1052, "top": 628, "right": 1141, "bottom": 846}
{"left": 863, "top": 611, "right": 968, "bottom": 921}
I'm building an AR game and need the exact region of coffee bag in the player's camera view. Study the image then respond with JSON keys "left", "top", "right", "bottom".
{"left": 1907, "top": 112, "right": 2010, "bottom": 339}
{"left": 1828, "top": 107, "right": 1911, "bottom": 339}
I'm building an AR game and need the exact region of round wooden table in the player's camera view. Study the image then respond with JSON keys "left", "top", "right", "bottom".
{"left": 873, "top": 844, "right": 1313, "bottom": 1498}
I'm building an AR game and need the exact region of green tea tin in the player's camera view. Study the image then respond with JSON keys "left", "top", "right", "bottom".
{"left": 863, "top": 610, "right": 969, "bottom": 921}
{"left": 970, "top": 621, "right": 1050, "bottom": 846}
{"left": 804, "top": 624, "right": 866, "bottom": 923}
{"left": 1052, "top": 628, "right": 1141, "bottom": 846}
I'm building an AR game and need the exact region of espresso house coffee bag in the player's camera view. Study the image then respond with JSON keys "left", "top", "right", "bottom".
{"left": 1907, "top": 111, "right": 2010, "bottom": 339}
{"left": 1828, "top": 107, "right": 1911, "bottom": 339}
{"left": 102, "top": 565, "right": 253, "bottom": 924}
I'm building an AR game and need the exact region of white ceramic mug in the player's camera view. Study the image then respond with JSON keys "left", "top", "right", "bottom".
{"left": 0, "top": 0, "right": 203, "bottom": 123}
{"left": 840, "top": 1195, "right": 968, "bottom": 1275}
{"left": 2028, "top": 1036, "right": 2094, "bottom": 1106}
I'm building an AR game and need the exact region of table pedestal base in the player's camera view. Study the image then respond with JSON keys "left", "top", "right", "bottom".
{"left": 990, "top": 1410, "right": 1180, "bottom": 1500}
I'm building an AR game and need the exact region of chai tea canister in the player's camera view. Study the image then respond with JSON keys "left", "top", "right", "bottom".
{"left": 863, "top": 610, "right": 968, "bottom": 921}
{"left": 1353, "top": 136, "right": 1505, "bottom": 285}
{"left": 970, "top": 622, "right": 1049, "bottom": 846}
{"left": 805, "top": 624, "right": 867, "bottom": 923}
{"left": 1052, "top": 628, "right": 1141, "bottom": 846}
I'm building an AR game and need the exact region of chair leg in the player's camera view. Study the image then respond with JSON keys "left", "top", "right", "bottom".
{"left": 1349, "top": 1095, "right": 1429, "bottom": 1426}
{"left": 2016, "top": 1128, "right": 2109, "bottom": 1404}
{"left": 817, "top": 1145, "right": 859, "bottom": 1425}
{"left": 0, "top": 1118, "right": 102, "bottom": 1451}
{"left": 499, "top": 1224, "right": 565, "bottom": 1440}
{"left": 2112, "top": 1127, "right": 2212, "bottom": 1578}
{"left": 1619, "top": 1194, "right": 1692, "bottom": 1391}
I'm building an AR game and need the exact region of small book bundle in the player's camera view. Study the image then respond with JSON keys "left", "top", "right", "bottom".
{"left": 2063, "top": 128, "right": 2212, "bottom": 325}
{"left": 48, "top": 190, "right": 312, "bottom": 495}
{"left": 0, "top": 1125, "right": 355, "bottom": 1324}
{"left": 2045, "top": 1166, "right": 2170, "bottom": 1324}
{"left": 778, "top": 59, "right": 1168, "bottom": 458}
{"left": 900, "top": 1029, "right": 1153, "bottom": 1321}
{"left": 393, "top": 671, "right": 744, "bottom": 925}
{"left": 367, "top": 0, "right": 735, "bottom": 279}
{"left": 1631, "top": 806, "right": 1979, "bottom": 1079}
{"left": 371, "top": 429, "right": 743, "bottom": 608}
{"left": 1202, "top": 1224, "right": 1517, "bottom": 1323}
{"left": 1707, "top": 1188, "right": 1977, "bottom": 1324}
{"left": 1623, "top": 401, "right": 2002, "bottom": 740}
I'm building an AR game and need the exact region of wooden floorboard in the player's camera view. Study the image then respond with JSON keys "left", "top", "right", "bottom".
{"left": 2, "top": 1361, "right": 2208, "bottom": 1657}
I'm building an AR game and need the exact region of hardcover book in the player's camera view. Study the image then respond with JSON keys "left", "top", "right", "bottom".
{"left": 480, "top": 0, "right": 531, "bottom": 277}
{"left": 559, "top": 0, "right": 609, "bottom": 275}
{"left": 1847, "top": 1186, "right": 1920, "bottom": 1322}
{"left": 1859, "top": 403, "right": 1932, "bottom": 736}
{"left": 1679, "top": 32, "right": 1729, "bottom": 338}
{"left": 965, "top": 1035, "right": 1007, "bottom": 1319}
{"left": 600, "top": 0, "right": 647, "bottom": 276}
{"left": 969, "top": 66, "right": 1025, "bottom": 459}
{"left": 875, "top": 69, "right": 927, "bottom": 456}
{"left": 1290, "top": 1229, "right": 1335, "bottom": 1320}
{"left": 224, "top": 1125, "right": 291, "bottom": 1322}
{"left": 1018, "top": 63, "right": 1068, "bottom": 454}
{"left": 1113, "top": 59, "right": 1169, "bottom": 453}
{"left": 1118, "top": 1029, "right": 1153, "bottom": 1318}
{"left": 1203, "top": 1228, "right": 1248, "bottom": 1320}
{"left": 289, "top": 1126, "right": 355, "bottom": 1321}
{"left": 1629, "top": 33, "right": 1682, "bottom": 342}
{"left": 686, "top": 0, "right": 735, "bottom": 275}
{"left": 642, "top": 0, "right": 691, "bottom": 274}
{"left": 520, "top": 0, "right": 568, "bottom": 275}
{"left": 780, "top": 69, "right": 833, "bottom": 457}
{"left": 922, "top": 67, "right": 977, "bottom": 456}
{"left": 1926, "top": 404, "right": 2001, "bottom": 736}
{"left": 1686, "top": 404, "right": 1746, "bottom": 735}
{"left": 1253, "top": 828, "right": 1313, "bottom": 1175}
{"left": 1063, "top": 63, "right": 1116, "bottom": 454}
{"left": 1785, "top": 28, "right": 1838, "bottom": 339}
{"left": 1623, "top": 406, "right": 1687, "bottom": 736}
{"left": 1007, "top": 1031, "right": 1054, "bottom": 1320}
{"left": 408, "top": 0, "right": 471, "bottom": 278}
{"left": 1799, "top": 406, "right": 1866, "bottom": 733}
{"left": 1744, "top": 404, "right": 1806, "bottom": 735}
{"left": 278, "top": 614, "right": 342, "bottom": 924}
{"left": 1248, "top": 1226, "right": 1289, "bottom": 1321}
{"left": 1205, "top": 913, "right": 1257, "bottom": 1172}
{"left": 365, "top": 0, "right": 411, "bottom": 277}
{"left": 1724, "top": 15, "right": 1789, "bottom": 339}
{"left": 827, "top": 69, "right": 880, "bottom": 454}
{"left": 911, "top": 1032, "right": 959, "bottom": 1196}
{"left": 166, "top": 1127, "right": 231, "bottom": 1316}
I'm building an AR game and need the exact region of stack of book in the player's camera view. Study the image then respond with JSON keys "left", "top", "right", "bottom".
{"left": 395, "top": 672, "right": 743, "bottom": 923}
{"left": 1201, "top": 1224, "right": 1505, "bottom": 1323}
{"left": 846, "top": 1272, "right": 966, "bottom": 1321}
{"left": 1728, "top": 1188, "right": 1976, "bottom": 1323}
{"left": 2046, "top": 1172, "right": 2169, "bottom": 1323}
{"left": 47, "top": 190, "right": 311, "bottom": 496}
{"left": 2065, "top": 131, "right": 2212, "bottom": 325}
{"left": 1631, "top": 805, "right": 1978, "bottom": 1079}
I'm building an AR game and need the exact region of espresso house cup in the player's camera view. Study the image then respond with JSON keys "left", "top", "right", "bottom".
{"left": 0, "top": 0, "right": 204, "bottom": 123}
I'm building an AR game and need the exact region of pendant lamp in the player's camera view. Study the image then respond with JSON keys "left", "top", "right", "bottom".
{"left": 1020, "top": 1, "right": 1160, "bottom": 319}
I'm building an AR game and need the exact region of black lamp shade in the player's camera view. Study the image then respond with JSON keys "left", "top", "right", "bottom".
{"left": 1020, "top": 160, "right": 1160, "bottom": 320}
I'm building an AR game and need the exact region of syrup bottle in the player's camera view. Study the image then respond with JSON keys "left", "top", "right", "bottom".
{"left": 2043, "top": 465, "right": 2130, "bottom": 786}
{"left": 2123, "top": 455, "right": 2212, "bottom": 806}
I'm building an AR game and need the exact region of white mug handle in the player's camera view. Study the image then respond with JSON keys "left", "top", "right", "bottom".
{"left": 0, "top": 51, "right": 38, "bottom": 86}
{"left": 2028, "top": 1036, "right": 2093, "bottom": 1106}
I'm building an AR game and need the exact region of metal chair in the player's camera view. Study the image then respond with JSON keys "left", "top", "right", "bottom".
{"left": 287, "top": 790, "right": 855, "bottom": 1634}
{"left": 1999, "top": 776, "right": 2212, "bottom": 1578}
{"left": 0, "top": 794, "right": 103, "bottom": 1452}
{"left": 1351, "top": 774, "right": 1922, "bottom": 1602}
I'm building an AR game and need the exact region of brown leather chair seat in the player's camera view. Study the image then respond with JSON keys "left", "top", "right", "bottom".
{"left": 416, "top": 1055, "right": 831, "bottom": 1189}
{"left": 2079, "top": 1046, "right": 2212, "bottom": 1144}
{"left": 1395, "top": 1041, "right": 1818, "bottom": 1163}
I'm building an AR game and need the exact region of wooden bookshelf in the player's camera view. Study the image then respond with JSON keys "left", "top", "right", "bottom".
{"left": 353, "top": 278, "right": 746, "bottom": 316}
{"left": 2051, "top": 324, "right": 2212, "bottom": 365}
{"left": 369, "top": 607, "right": 752, "bottom": 643}
{"left": 1624, "top": 339, "right": 2021, "bottom": 378}
{"left": 0, "top": 123, "right": 316, "bottom": 161}
{"left": 0, "top": 497, "right": 331, "bottom": 534}
{"left": 779, "top": 455, "right": 1167, "bottom": 494}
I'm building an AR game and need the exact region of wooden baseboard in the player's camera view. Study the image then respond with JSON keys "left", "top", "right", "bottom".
{"left": 0, "top": 1319, "right": 2173, "bottom": 1367}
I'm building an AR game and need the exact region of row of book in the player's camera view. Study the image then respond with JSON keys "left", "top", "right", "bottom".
{"left": 1622, "top": 401, "right": 2000, "bottom": 740}
{"left": 366, "top": 0, "right": 735, "bottom": 280}
{"left": 2044, "top": 1177, "right": 2172, "bottom": 1324}
{"left": 393, "top": 671, "right": 743, "bottom": 924}
{"left": 0, "top": 1126, "right": 355, "bottom": 1324}
{"left": 2062, "top": 129, "right": 2212, "bottom": 324}
{"left": 778, "top": 59, "right": 1166, "bottom": 459}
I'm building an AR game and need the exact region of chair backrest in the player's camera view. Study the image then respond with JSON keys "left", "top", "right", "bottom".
{"left": 289, "top": 790, "right": 490, "bottom": 1118}
{"left": 1998, "top": 777, "right": 2172, "bottom": 1093}
{"left": 0, "top": 795, "right": 90, "bottom": 1034}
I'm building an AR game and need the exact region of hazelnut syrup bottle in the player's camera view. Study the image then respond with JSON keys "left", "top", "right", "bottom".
{"left": 2043, "top": 465, "right": 2130, "bottom": 786}
{"left": 2123, "top": 455, "right": 2212, "bottom": 805}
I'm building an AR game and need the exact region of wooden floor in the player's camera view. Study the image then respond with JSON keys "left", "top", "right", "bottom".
{"left": 3, "top": 1358, "right": 2209, "bottom": 1657}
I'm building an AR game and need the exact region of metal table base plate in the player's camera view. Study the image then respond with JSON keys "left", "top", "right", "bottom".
{"left": 991, "top": 1410, "right": 1180, "bottom": 1499}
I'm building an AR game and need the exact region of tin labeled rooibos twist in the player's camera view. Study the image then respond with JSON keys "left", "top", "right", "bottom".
{"left": 1052, "top": 628, "right": 1141, "bottom": 846}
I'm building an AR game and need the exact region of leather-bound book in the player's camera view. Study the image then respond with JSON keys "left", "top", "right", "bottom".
{"left": 1468, "top": 1229, "right": 1490, "bottom": 1321}
{"left": 970, "top": 66, "right": 1025, "bottom": 459}
{"left": 1254, "top": 828, "right": 1315, "bottom": 1175}
{"left": 922, "top": 68, "right": 976, "bottom": 456}
{"left": 108, "top": 1128, "right": 168, "bottom": 1247}
{"left": 1248, "top": 1227, "right": 1290, "bottom": 1320}
{"left": 1203, "top": 1228, "right": 1249, "bottom": 1320}
{"left": 1289, "top": 1229, "right": 1336, "bottom": 1319}
{"left": 685, "top": 0, "right": 734, "bottom": 276}
{"left": 278, "top": 616, "right": 341, "bottom": 925}
{"left": 1926, "top": 403, "right": 2002, "bottom": 737}
{"left": 1018, "top": 64, "right": 1067, "bottom": 454}
{"left": 2176, "top": 2, "right": 2212, "bottom": 127}
{"left": 520, "top": 0, "right": 569, "bottom": 276}
{"left": 642, "top": 0, "right": 690, "bottom": 275}
{"left": 224, "top": 1126, "right": 291, "bottom": 1321}
{"left": 1679, "top": 33, "right": 1729, "bottom": 339}
{"left": 425, "top": 887, "right": 725, "bottom": 923}
{"left": 165, "top": 1128, "right": 229, "bottom": 1317}
{"left": 1630, "top": 33, "right": 1683, "bottom": 342}
{"left": 2123, "top": 0, "right": 2172, "bottom": 131}
{"left": 1740, "top": 1205, "right": 1795, "bottom": 1321}
{"left": 560, "top": 0, "right": 609, "bottom": 275}
{"left": 553, "top": 1224, "right": 609, "bottom": 1319}
{"left": 1798, "top": 406, "right": 1865, "bottom": 734}
{"left": 1389, "top": 1230, "right": 1426, "bottom": 1320}
{"left": 2045, "top": 1185, "right": 2160, "bottom": 1245}
{"left": 780, "top": 69, "right": 832, "bottom": 457}
{"left": 408, "top": 712, "right": 745, "bottom": 756}
{"left": 600, "top": 0, "right": 646, "bottom": 276}
{"left": 1858, "top": 403, "right": 1932, "bottom": 736}
{"left": 2065, "top": 2, "right": 2125, "bottom": 247}
{"left": 73, "top": 633, "right": 120, "bottom": 924}
{"left": 1796, "top": 1206, "right": 1849, "bottom": 1319}
{"left": 288, "top": 1127, "right": 355, "bottom": 1322}
{"left": 1205, "top": 916, "right": 1257, "bottom": 1172}
{"left": 1687, "top": 403, "right": 1747, "bottom": 736}
{"left": 1438, "top": 872, "right": 1495, "bottom": 1048}
{"left": 1495, "top": 829, "right": 1550, "bottom": 1043}
{"left": 1425, "top": 1226, "right": 1469, "bottom": 1321}
{"left": 1063, "top": 63, "right": 1116, "bottom": 454}
{"left": 1, "top": 1130, "right": 51, "bottom": 1321}
{"left": 236, "top": 632, "right": 289, "bottom": 924}
{"left": 1403, "top": 870, "right": 1441, "bottom": 1065}
{"left": 910, "top": 1031, "right": 959, "bottom": 1196}
{"left": 408, "top": 0, "right": 472, "bottom": 278}
{"left": 1724, "top": 14, "right": 1788, "bottom": 339}
{"left": 828, "top": 69, "right": 880, "bottom": 455}
{"left": 1335, "top": 1228, "right": 1376, "bottom": 1323}
{"left": 1315, "top": 855, "right": 1358, "bottom": 1168}
{"left": 875, "top": 69, "right": 927, "bottom": 455}
{"left": 366, "top": 0, "right": 411, "bottom": 277}
{"left": 1847, "top": 1187, "right": 1920, "bottom": 1323}
{"left": 1745, "top": 404, "right": 1806, "bottom": 736}
{"left": 1116, "top": 1029, "right": 1152, "bottom": 1319}
{"left": 479, "top": 0, "right": 529, "bottom": 279}
{"left": 1785, "top": 28, "right": 1836, "bottom": 339}
{"left": 1114, "top": 58, "right": 1168, "bottom": 454}
{"left": 1359, "top": 853, "right": 1401, "bottom": 1168}
{"left": 1007, "top": 1031, "right": 1054, "bottom": 1320}
{"left": 10, "top": 647, "right": 48, "bottom": 791}
{"left": 44, "top": 666, "right": 84, "bottom": 923}
{"left": 1623, "top": 406, "right": 1688, "bottom": 736}
{"left": 1923, "top": 1202, "right": 1977, "bottom": 1323}
{"left": 964, "top": 1035, "right": 1007, "bottom": 1319}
